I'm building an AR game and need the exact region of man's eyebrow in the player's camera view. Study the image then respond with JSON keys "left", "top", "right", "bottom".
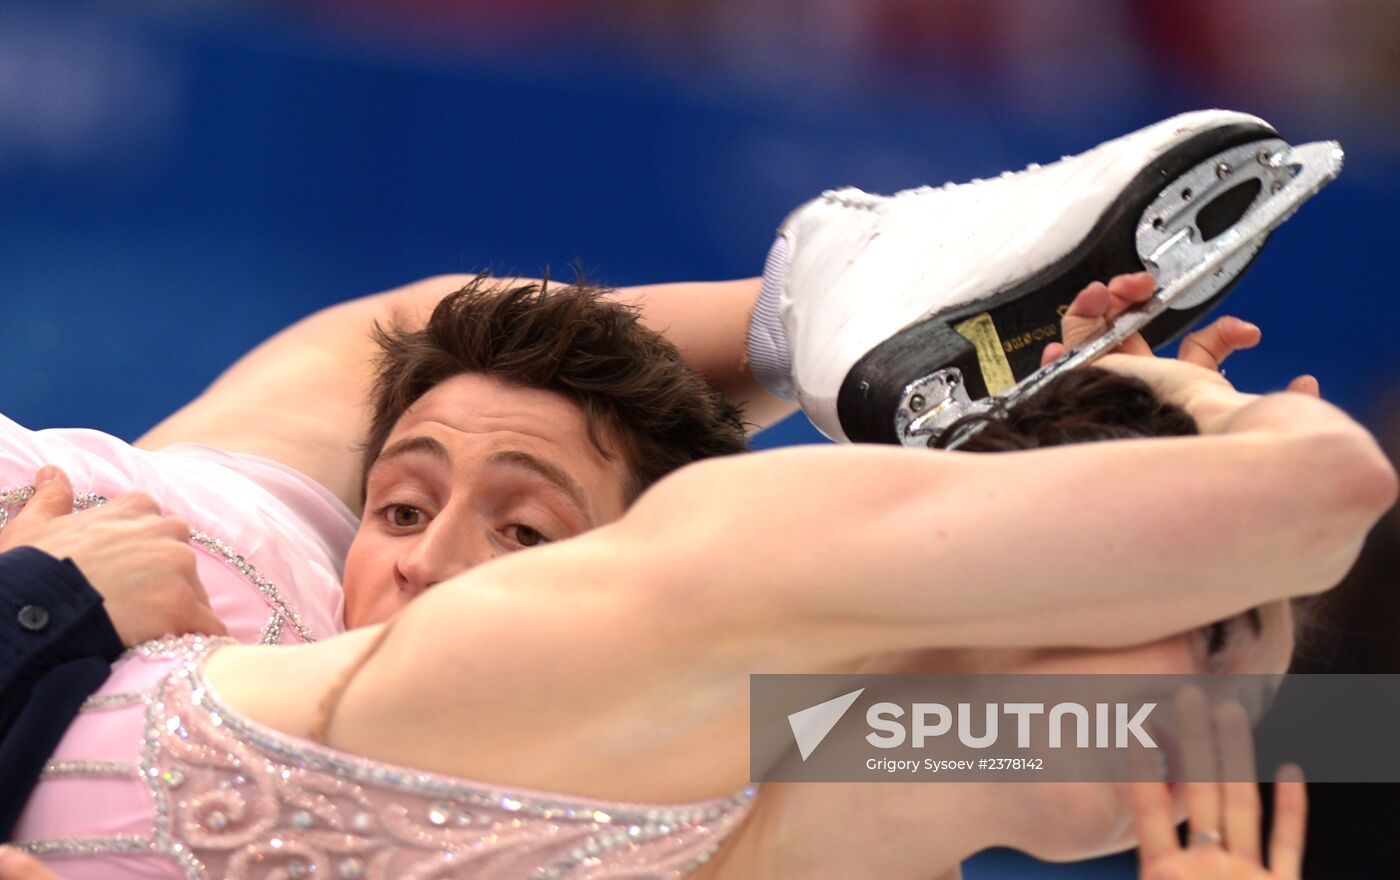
{"left": 375, "top": 435, "right": 451, "bottom": 467}
{"left": 489, "top": 449, "right": 588, "bottom": 513}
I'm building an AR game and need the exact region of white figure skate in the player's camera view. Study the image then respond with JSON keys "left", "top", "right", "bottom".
{"left": 747, "top": 110, "right": 1344, "bottom": 445}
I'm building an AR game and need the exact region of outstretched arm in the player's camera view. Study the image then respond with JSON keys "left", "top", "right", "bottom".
{"left": 633, "top": 359, "right": 1395, "bottom": 656}
{"left": 135, "top": 274, "right": 785, "bottom": 511}
{"left": 263, "top": 356, "right": 1393, "bottom": 804}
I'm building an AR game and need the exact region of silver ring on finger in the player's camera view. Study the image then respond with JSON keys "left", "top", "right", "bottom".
{"left": 1189, "top": 829, "right": 1223, "bottom": 848}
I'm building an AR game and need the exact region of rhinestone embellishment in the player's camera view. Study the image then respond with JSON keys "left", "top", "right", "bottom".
{"left": 40, "top": 761, "right": 135, "bottom": 780}
{"left": 0, "top": 485, "right": 317, "bottom": 645}
{"left": 16, "top": 622, "right": 755, "bottom": 878}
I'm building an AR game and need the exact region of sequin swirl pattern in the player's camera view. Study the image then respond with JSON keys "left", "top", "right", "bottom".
{"left": 0, "top": 485, "right": 315, "bottom": 645}
{"left": 136, "top": 641, "right": 754, "bottom": 879}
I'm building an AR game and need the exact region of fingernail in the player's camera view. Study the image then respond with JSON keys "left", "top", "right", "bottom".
{"left": 35, "top": 466, "right": 57, "bottom": 486}
{"left": 1242, "top": 320, "right": 1260, "bottom": 334}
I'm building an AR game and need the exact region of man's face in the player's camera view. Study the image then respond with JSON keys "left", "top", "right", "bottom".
{"left": 342, "top": 373, "right": 631, "bottom": 629}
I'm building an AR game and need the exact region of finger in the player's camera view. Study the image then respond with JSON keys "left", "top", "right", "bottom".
{"left": 1286, "top": 375, "right": 1320, "bottom": 397}
{"left": 186, "top": 603, "right": 229, "bottom": 638}
{"left": 0, "top": 847, "right": 61, "bottom": 880}
{"left": 1215, "top": 702, "right": 1263, "bottom": 865}
{"left": 1176, "top": 317, "right": 1261, "bottom": 371}
{"left": 115, "top": 491, "right": 161, "bottom": 515}
{"left": 1129, "top": 744, "right": 1181, "bottom": 862}
{"left": 1041, "top": 330, "right": 1151, "bottom": 365}
{"left": 1059, "top": 282, "right": 1113, "bottom": 350}
{"left": 1103, "top": 272, "right": 1157, "bottom": 319}
{"left": 1040, "top": 341, "right": 1068, "bottom": 367}
{"left": 1100, "top": 275, "right": 1158, "bottom": 357}
{"left": 161, "top": 515, "right": 192, "bottom": 543}
{"left": 1074, "top": 271, "right": 1155, "bottom": 326}
{"left": 1268, "top": 764, "right": 1307, "bottom": 879}
{"left": 1176, "top": 687, "right": 1223, "bottom": 846}
{"left": 1059, "top": 275, "right": 1160, "bottom": 353}
{"left": 1041, "top": 330, "right": 1152, "bottom": 365}
{"left": 19, "top": 467, "right": 74, "bottom": 521}
{"left": 1065, "top": 281, "right": 1111, "bottom": 319}
{"left": 185, "top": 566, "right": 213, "bottom": 610}
{"left": 1113, "top": 334, "right": 1154, "bottom": 357}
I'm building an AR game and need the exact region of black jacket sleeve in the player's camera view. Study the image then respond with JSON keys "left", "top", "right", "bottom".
{"left": 0, "top": 546, "right": 123, "bottom": 840}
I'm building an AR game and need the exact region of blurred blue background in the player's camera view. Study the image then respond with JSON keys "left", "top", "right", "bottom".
{"left": 1, "top": 1, "right": 1397, "bottom": 875}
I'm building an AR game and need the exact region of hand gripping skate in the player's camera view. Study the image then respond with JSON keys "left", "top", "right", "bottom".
{"left": 896, "top": 138, "right": 1344, "bottom": 449}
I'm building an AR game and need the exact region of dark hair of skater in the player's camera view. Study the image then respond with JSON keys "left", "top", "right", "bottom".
{"left": 933, "top": 367, "right": 1199, "bottom": 452}
{"left": 360, "top": 273, "right": 748, "bottom": 505}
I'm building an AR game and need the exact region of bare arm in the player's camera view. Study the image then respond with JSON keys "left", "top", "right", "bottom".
{"left": 136, "top": 274, "right": 786, "bottom": 511}
{"left": 246, "top": 359, "right": 1393, "bottom": 804}
{"left": 619, "top": 360, "right": 1397, "bottom": 657}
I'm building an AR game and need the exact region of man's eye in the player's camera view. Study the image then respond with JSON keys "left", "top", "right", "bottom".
{"left": 508, "top": 525, "right": 549, "bottom": 547}
{"left": 386, "top": 505, "right": 424, "bottom": 528}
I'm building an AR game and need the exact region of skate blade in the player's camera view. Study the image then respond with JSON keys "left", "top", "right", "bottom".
{"left": 895, "top": 138, "right": 1344, "bottom": 449}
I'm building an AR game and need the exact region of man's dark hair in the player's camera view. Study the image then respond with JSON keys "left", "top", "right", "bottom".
{"left": 362, "top": 274, "right": 748, "bottom": 503}
{"left": 933, "top": 367, "right": 1199, "bottom": 452}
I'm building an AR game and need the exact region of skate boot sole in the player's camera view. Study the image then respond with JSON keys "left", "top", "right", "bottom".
{"left": 837, "top": 121, "right": 1283, "bottom": 445}
{"left": 878, "top": 137, "right": 1345, "bottom": 450}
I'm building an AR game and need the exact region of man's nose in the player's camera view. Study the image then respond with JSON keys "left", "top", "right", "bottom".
{"left": 394, "top": 518, "right": 491, "bottom": 596}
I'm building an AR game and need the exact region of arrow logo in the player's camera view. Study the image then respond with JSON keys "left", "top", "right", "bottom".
{"left": 787, "top": 688, "right": 864, "bottom": 761}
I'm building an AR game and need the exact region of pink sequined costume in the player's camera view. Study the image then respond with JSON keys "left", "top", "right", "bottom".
{"left": 2, "top": 415, "right": 753, "bottom": 877}
{"left": 0, "top": 411, "right": 354, "bottom": 646}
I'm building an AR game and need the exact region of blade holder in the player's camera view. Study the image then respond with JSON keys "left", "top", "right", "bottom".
{"left": 896, "top": 138, "right": 1345, "bottom": 449}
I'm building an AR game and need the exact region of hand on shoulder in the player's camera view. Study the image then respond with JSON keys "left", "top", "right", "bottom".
{"left": 0, "top": 467, "right": 226, "bottom": 645}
